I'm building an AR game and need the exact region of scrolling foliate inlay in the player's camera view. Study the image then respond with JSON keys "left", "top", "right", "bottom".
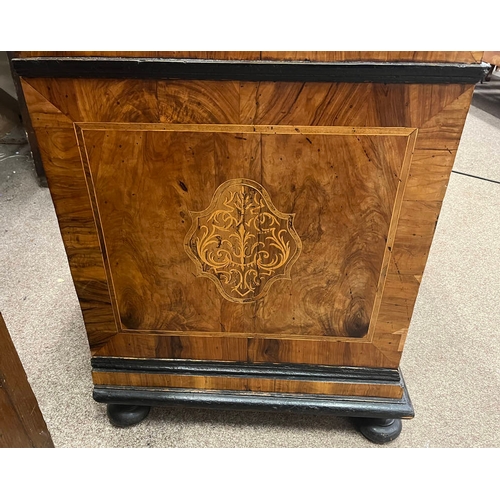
{"left": 184, "top": 179, "right": 302, "bottom": 303}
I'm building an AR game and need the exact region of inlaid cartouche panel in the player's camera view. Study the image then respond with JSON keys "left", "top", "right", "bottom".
{"left": 185, "top": 178, "right": 302, "bottom": 303}
{"left": 78, "top": 123, "right": 414, "bottom": 339}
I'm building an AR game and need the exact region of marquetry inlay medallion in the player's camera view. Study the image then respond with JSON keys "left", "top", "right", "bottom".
{"left": 184, "top": 178, "right": 302, "bottom": 303}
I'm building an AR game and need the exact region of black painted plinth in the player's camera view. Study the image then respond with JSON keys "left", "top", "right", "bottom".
{"left": 107, "top": 404, "right": 151, "bottom": 428}
{"left": 353, "top": 417, "right": 403, "bottom": 444}
{"left": 94, "top": 359, "right": 413, "bottom": 443}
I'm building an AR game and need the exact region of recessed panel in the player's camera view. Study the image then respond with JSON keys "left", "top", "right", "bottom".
{"left": 80, "top": 125, "right": 412, "bottom": 338}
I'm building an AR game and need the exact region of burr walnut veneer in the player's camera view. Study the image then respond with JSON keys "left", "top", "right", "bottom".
{"left": 13, "top": 51, "right": 486, "bottom": 443}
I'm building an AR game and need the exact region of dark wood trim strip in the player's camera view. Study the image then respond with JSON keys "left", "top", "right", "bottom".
{"left": 91, "top": 357, "right": 401, "bottom": 383}
{"left": 11, "top": 57, "right": 490, "bottom": 84}
{"left": 93, "top": 380, "right": 414, "bottom": 419}
{"left": 7, "top": 53, "right": 47, "bottom": 186}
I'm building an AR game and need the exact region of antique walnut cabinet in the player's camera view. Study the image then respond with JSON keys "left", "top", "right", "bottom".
{"left": 13, "top": 51, "right": 487, "bottom": 443}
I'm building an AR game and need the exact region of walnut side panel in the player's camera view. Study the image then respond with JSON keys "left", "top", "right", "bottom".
{"left": 34, "top": 126, "right": 118, "bottom": 348}
{"left": 371, "top": 87, "right": 475, "bottom": 364}
{"left": 21, "top": 80, "right": 118, "bottom": 349}
{"left": 20, "top": 75, "right": 476, "bottom": 370}
{"left": 78, "top": 125, "right": 413, "bottom": 342}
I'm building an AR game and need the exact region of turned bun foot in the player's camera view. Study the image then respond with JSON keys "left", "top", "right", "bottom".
{"left": 107, "top": 404, "right": 151, "bottom": 427}
{"left": 353, "top": 417, "right": 403, "bottom": 444}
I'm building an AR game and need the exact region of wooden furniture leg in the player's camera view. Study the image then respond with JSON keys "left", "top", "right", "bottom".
{"left": 353, "top": 417, "right": 403, "bottom": 444}
{"left": 107, "top": 404, "right": 151, "bottom": 428}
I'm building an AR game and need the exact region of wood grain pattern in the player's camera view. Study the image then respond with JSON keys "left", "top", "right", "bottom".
{"left": 0, "top": 313, "right": 54, "bottom": 448}
{"left": 246, "top": 336, "right": 393, "bottom": 367}
{"left": 158, "top": 81, "right": 240, "bottom": 124}
{"left": 78, "top": 124, "right": 413, "bottom": 339}
{"left": 20, "top": 67, "right": 476, "bottom": 372}
{"left": 23, "top": 78, "right": 160, "bottom": 124}
{"left": 257, "top": 132, "right": 411, "bottom": 339}
{"left": 95, "top": 333, "right": 248, "bottom": 361}
{"left": 92, "top": 371, "right": 403, "bottom": 399}
{"left": 20, "top": 80, "right": 73, "bottom": 129}
{"left": 94, "top": 331, "right": 394, "bottom": 367}
{"left": 18, "top": 95, "right": 118, "bottom": 348}
{"left": 16, "top": 51, "right": 483, "bottom": 63}
{"left": 483, "top": 51, "right": 500, "bottom": 66}
{"left": 239, "top": 82, "right": 470, "bottom": 127}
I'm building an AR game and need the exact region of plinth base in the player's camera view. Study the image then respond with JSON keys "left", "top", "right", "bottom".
{"left": 95, "top": 368, "right": 413, "bottom": 444}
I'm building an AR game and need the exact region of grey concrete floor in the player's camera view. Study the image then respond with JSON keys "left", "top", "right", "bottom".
{"left": 0, "top": 82, "right": 499, "bottom": 448}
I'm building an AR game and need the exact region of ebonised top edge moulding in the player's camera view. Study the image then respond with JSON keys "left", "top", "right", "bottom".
{"left": 11, "top": 57, "right": 490, "bottom": 84}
